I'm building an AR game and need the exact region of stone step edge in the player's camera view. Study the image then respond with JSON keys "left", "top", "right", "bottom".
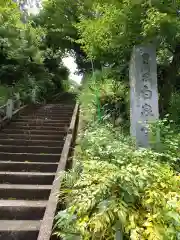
{"left": 0, "top": 139, "right": 64, "bottom": 145}
{"left": 0, "top": 161, "right": 58, "bottom": 165}
{"left": 0, "top": 200, "right": 47, "bottom": 208}
{"left": 0, "top": 184, "right": 51, "bottom": 190}
{"left": 0, "top": 152, "right": 60, "bottom": 156}
{"left": 0, "top": 172, "right": 55, "bottom": 176}
{"left": 0, "top": 145, "right": 62, "bottom": 149}
{"left": 0, "top": 220, "right": 41, "bottom": 231}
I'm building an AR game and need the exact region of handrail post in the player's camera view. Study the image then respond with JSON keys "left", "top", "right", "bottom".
{"left": 6, "top": 99, "right": 13, "bottom": 119}
{"left": 16, "top": 93, "right": 21, "bottom": 109}
{"left": 32, "top": 89, "right": 36, "bottom": 104}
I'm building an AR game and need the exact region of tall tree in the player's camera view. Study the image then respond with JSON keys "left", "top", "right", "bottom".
{"left": 75, "top": 0, "right": 180, "bottom": 115}
{"left": 0, "top": 0, "right": 69, "bottom": 102}
{"left": 34, "top": 0, "right": 180, "bottom": 115}
{"left": 35, "top": 0, "right": 95, "bottom": 74}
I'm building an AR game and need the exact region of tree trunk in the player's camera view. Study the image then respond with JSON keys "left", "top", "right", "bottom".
{"left": 159, "top": 44, "right": 180, "bottom": 117}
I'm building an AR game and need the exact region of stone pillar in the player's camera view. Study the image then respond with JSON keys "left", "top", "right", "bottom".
{"left": 129, "top": 44, "right": 159, "bottom": 148}
{"left": 6, "top": 99, "right": 13, "bottom": 119}
{"left": 15, "top": 93, "right": 21, "bottom": 109}
{"left": 32, "top": 89, "right": 36, "bottom": 103}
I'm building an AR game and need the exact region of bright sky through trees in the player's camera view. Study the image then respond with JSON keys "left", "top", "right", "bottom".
{"left": 24, "top": 0, "right": 82, "bottom": 84}
{"left": 62, "top": 56, "right": 82, "bottom": 84}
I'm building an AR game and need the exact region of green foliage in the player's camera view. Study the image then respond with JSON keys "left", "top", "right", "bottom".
{"left": 76, "top": 0, "right": 180, "bottom": 63}
{"left": 68, "top": 79, "right": 81, "bottom": 93}
{"left": 75, "top": 0, "right": 180, "bottom": 114}
{"left": 0, "top": 85, "right": 10, "bottom": 105}
{"left": 54, "top": 123, "right": 180, "bottom": 240}
{"left": 168, "top": 92, "right": 180, "bottom": 127}
{"left": 32, "top": 0, "right": 180, "bottom": 238}
{"left": 35, "top": 0, "right": 180, "bottom": 114}
{"left": 79, "top": 70, "right": 129, "bottom": 126}
{"left": 0, "top": 1, "right": 70, "bottom": 104}
{"left": 35, "top": 0, "right": 87, "bottom": 73}
{"left": 54, "top": 73, "right": 180, "bottom": 240}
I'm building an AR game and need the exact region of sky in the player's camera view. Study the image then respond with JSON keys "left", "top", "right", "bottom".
{"left": 27, "top": 1, "right": 82, "bottom": 84}
{"left": 62, "top": 56, "right": 82, "bottom": 84}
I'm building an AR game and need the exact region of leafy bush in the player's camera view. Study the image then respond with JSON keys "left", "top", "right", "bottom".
{"left": 54, "top": 123, "right": 180, "bottom": 240}
{"left": 0, "top": 86, "right": 10, "bottom": 105}
{"left": 169, "top": 92, "right": 180, "bottom": 128}
{"left": 79, "top": 70, "right": 129, "bottom": 126}
{"left": 54, "top": 73, "right": 180, "bottom": 240}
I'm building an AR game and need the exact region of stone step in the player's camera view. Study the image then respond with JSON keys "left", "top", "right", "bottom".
{"left": 0, "top": 139, "right": 64, "bottom": 147}
{"left": 11, "top": 119, "right": 70, "bottom": 124}
{"left": 18, "top": 116, "right": 71, "bottom": 120}
{"left": 0, "top": 161, "right": 58, "bottom": 172}
{"left": 0, "top": 101, "right": 76, "bottom": 239}
{"left": 0, "top": 134, "right": 65, "bottom": 141}
{"left": 9, "top": 119, "right": 70, "bottom": 127}
{"left": 0, "top": 184, "right": 51, "bottom": 200}
{"left": 25, "top": 106, "right": 73, "bottom": 111}
{"left": 0, "top": 172, "right": 55, "bottom": 185}
{"left": 20, "top": 112, "right": 72, "bottom": 117}
{"left": 7, "top": 125, "right": 68, "bottom": 131}
{"left": 37, "top": 105, "right": 74, "bottom": 108}
{"left": 1, "top": 129, "right": 66, "bottom": 135}
{"left": 0, "top": 220, "right": 40, "bottom": 240}
{"left": 0, "top": 200, "right": 46, "bottom": 220}
{"left": 0, "top": 145, "right": 62, "bottom": 154}
{"left": 8, "top": 123, "right": 69, "bottom": 131}
{"left": 34, "top": 105, "right": 74, "bottom": 110}
{"left": 0, "top": 152, "right": 60, "bottom": 162}
{"left": 33, "top": 111, "right": 73, "bottom": 116}
{"left": 18, "top": 116, "right": 72, "bottom": 121}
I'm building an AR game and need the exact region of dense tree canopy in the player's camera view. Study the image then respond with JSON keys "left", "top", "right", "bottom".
{"left": 37, "top": 0, "right": 180, "bottom": 114}
{"left": 76, "top": 0, "right": 180, "bottom": 114}
{"left": 0, "top": 0, "right": 69, "bottom": 102}
{"left": 1, "top": 0, "right": 180, "bottom": 108}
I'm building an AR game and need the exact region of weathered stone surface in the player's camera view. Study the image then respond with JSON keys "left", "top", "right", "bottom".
{"left": 129, "top": 44, "right": 159, "bottom": 148}
{"left": 6, "top": 99, "right": 13, "bottom": 119}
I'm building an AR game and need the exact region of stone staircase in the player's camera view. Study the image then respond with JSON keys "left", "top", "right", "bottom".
{"left": 0, "top": 101, "right": 76, "bottom": 240}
